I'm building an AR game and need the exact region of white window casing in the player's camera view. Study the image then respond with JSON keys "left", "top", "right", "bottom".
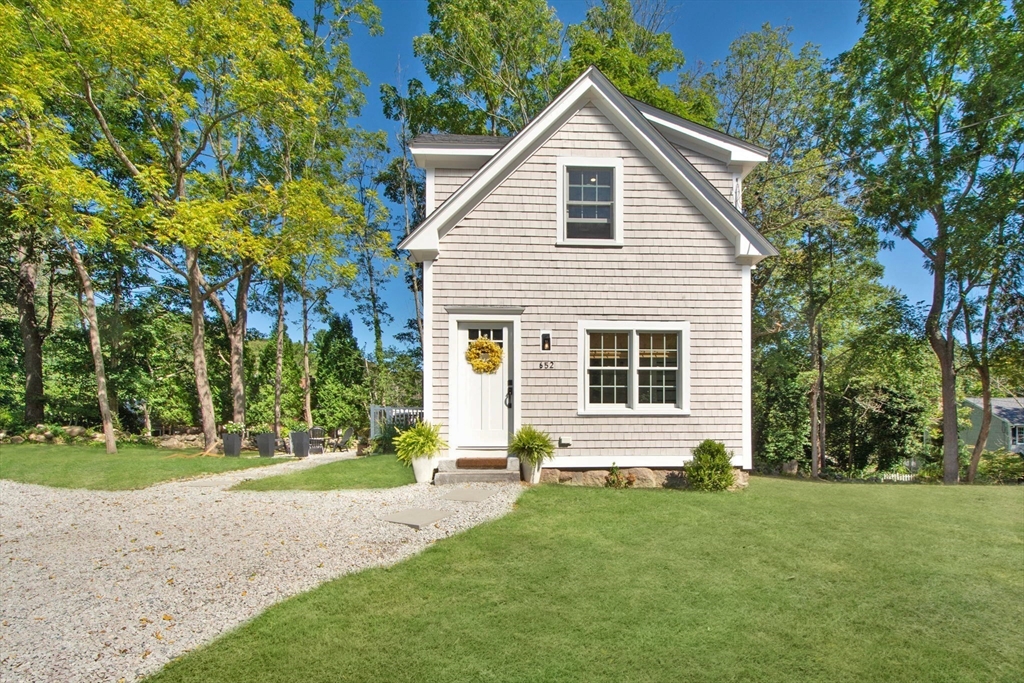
{"left": 556, "top": 157, "right": 625, "bottom": 246}
{"left": 576, "top": 320, "right": 690, "bottom": 416}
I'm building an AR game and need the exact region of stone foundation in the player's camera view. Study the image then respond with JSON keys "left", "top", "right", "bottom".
{"left": 538, "top": 467, "right": 750, "bottom": 490}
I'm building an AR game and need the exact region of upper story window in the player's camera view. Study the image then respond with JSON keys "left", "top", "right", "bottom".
{"left": 566, "top": 168, "right": 614, "bottom": 239}
{"left": 556, "top": 157, "right": 624, "bottom": 246}
{"left": 1012, "top": 425, "right": 1023, "bottom": 447}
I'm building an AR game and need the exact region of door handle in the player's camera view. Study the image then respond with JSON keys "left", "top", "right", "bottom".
{"left": 504, "top": 379, "right": 513, "bottom": 408}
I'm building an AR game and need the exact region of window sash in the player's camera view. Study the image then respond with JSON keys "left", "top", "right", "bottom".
{"left": 584, "top": 330, "right": 681, "bottom": 410}
{"left": 565, "top": 166, "right": 614, "bottom": 240}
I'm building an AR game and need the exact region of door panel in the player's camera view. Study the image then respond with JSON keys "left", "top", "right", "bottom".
{"left": 457, "top": 323, "right": 512, "bottom": 448}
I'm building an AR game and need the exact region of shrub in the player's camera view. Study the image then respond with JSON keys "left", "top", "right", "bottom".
{"left": 394, "top": 421, "right": 448, "bottom": 466}
{"left": 250, "top": 423, "right": 273, "bottom": 435}
{"left": 686, "top": 439, "right": 735, "bottom": 491}
{"left": 605, "top": 463, "right": 635, "bottom": 489}
{"left": 509, "top": 425, "right": 555, "bottom": 466}
{"left": 282, "top": 419, "right": 308, "bottom": 437}
{"left": 978, "top": 450, "right": 1024, "bottom": 484}
{"left": 223, "top": 421, "right": 245, "bottom": 435}
{"left": 371, "top": 423, "right": 399, "bottom": 455}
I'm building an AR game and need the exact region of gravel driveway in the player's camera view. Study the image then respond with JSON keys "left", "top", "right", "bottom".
{"left": 0, "top": 455, "right": 521, "bottom": 682}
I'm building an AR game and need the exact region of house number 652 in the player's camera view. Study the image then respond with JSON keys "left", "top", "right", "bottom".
{"left": 538, "top": 361, "right": 555, "bottom": 370}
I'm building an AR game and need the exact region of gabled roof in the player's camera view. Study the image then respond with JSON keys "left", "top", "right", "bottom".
{"left": 965, "top": 398, "right": 1024, "bottom": 425}
{"left": 399, "top": 66, "right": 778, "bottom": 264}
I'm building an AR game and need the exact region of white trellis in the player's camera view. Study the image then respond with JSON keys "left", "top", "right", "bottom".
{"left": 369, "top": 405, "right": 424, "bottom": 439}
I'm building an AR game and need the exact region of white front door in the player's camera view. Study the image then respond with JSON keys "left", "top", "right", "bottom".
{"left": 456, "top": 323, "right": 513, "bottom": 449}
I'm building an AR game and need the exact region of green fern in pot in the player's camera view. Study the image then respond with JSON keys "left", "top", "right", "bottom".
{"left": 510, "top": 425, "right": 555, "bottom": 484}
{"left": 394, "top": 421, "right": 447, "bottom": 483}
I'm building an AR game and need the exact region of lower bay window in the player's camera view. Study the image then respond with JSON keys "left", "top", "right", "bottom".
{"left": 577, "top": 320, "right": 690, "bottom": 415}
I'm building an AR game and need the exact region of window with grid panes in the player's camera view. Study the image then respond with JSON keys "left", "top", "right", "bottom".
{"left": 566, "top": 167, "right": 614, "bottom": 240}
{"left": 584, "top": 329, "right": 683, "bottom": 410}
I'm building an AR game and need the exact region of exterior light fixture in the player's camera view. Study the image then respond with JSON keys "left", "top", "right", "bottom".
{"left": 541, "top": 332, "right": 551, "bottom": 351}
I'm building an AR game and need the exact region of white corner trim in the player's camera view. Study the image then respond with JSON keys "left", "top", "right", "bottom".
{"left": 555, "top": 156, "right": 625, "bottom": 246}
{"left": 446, "top": 311, "right": 522, "bottom": 458}
{"left": 576, "top": 319, "right": 691, "bottom": 416}
{"left": 422, "top": 259, "right": 434, "bottom": 423}
{"left": 740, "top": 265, "right": 752, "bottom": 469}
{"left": 424, "top": 167, "right": 435, "bottom": 216}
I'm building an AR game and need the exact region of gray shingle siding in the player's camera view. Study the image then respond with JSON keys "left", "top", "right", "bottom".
{"left": 430, "top": 104, "right": 745, "bottom": 458}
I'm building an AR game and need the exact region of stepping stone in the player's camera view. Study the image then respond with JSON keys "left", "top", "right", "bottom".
{"left": 440, "top": 489, "right": 494, "bottom": 502}
{"left": 383, "top": 508, "right": 451, "bottom": 530}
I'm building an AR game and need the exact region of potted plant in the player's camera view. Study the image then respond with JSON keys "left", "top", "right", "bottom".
{"left": 286, "top": 419, "right": 310, "bottom": 458}
{"left": 394, "top": 421, "right": 447, "bottom": 484}
{"left": 222, "top": 421, "right": 245, "bottom": 457}
{"left": 251, "top": 423, "right": 275, "bottom": 458}
{"left": 509, "top": 425, "right": 555, "bottom": 484}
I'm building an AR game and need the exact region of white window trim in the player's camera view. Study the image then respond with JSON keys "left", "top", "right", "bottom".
{"left": 576, "top": 320, "right": 690, "bottom": 416}
{"left": 556, "top": 157, "right": 625, "bottom": 246}
{"left": 1012, "top": 425, "right": 1023, "bottom": 447}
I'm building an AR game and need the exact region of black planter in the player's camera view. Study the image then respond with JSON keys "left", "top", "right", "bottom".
{"left": 290, "top": 431, "right": 310, "bottom": 458}
{"left": 223, "top": 433, "right": 242, "bottom": 457}
{"left": 255, "top": 433, "right": 275, "bottom": 458}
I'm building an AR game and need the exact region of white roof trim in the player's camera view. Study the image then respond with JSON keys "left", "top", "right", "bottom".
{"left": 398, "top": 67, "right": 777, "bottom": 263}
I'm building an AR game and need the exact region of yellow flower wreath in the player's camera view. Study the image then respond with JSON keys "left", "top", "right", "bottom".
{"left": 465, "top": 336, "right": 503, "bottom": 374}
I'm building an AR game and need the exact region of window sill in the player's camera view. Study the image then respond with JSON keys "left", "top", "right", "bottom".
{"left": 556, "top": 240, "right": 624, "bottom": 248}
{"left": 578, "top": 407, "right": 690, "bottom": 417}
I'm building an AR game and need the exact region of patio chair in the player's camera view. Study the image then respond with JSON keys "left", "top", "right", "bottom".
{"left": 336, "top": 427, "right": 354, "bottom": 451}
{"left": 309, "top": 426, "right": 325, "bottom": 455}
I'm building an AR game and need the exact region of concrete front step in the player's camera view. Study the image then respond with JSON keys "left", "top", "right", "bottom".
{"left": 434, "top": 470, "right": 522, "bottom": 485}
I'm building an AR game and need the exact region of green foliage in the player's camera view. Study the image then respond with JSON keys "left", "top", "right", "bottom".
{"left": 282, "top": 419, "right": 308, "bottom": 437}
{"left": 686, "top": 439, "right": 735, "bottom": 492}
{"left": 414, "top": 0, "right": 563, "bottom": 134}
{"left": 393, "top": 421, "right": 447, "bottom": 466}
{"left": 604, "top": 463, "right": 635, "bottom": 489}
{"left": 249, "top": 423, "right": 272, "bottom": 435}
{"left": 977, "top": 450, "right": 1024, "bottom": 485}
{"left": 370, "top": 423, "right": 399, "bottom": 456}
{"left": 559, "top": 0, "right": 715, "bottom": 126}
{"left": 508, "top": 424, "right": 555, "bottom": 466}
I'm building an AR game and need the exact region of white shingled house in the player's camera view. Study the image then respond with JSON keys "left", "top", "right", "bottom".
{"left": 398, "top": 67, "right": 777, "bottom": 482}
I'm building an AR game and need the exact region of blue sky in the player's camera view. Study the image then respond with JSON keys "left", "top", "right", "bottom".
{"left": 256, "top": 0, "right": 933, "bottom": 351}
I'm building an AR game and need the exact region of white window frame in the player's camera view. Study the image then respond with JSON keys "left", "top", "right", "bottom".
{"left": 556, "top": 157, "right": 625, "bottom": 246}
{"left": 1012, "top": 425, "right": 1024, "bottom": 447}
{"left": 577, "top": 320, "right": 690, "bottom": 416}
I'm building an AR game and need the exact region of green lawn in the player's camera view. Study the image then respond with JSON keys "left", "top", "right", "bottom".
{"left": 149, "top": 478, "right": 1023, "bottom": 683}
{"left": 0, "top": 443, "right": 289, "bottom": 490}
{"left": 231, "top": 454, "right": 414, "bottom": 491}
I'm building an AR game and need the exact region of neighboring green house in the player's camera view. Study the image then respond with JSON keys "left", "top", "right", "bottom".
{"left": 962, "top": 398, "right": 1024, "bottom": 454}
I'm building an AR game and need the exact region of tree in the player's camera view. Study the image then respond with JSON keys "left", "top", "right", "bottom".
{"left": 561, "top": 0, "right": 715, "bottom": 126}
{"left": 832, "top": 0, "right": 1023, "bottom": 483}
{"left": 413, "top": 0, "right": 563, "bottom": 135}
{"left": 312, "top": 314, "right": 367, "bottom": 431}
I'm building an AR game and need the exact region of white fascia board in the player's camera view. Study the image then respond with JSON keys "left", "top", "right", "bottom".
{"left": 412, "top": 149, "right": 498, "bottom": 170}
{"left": 637, "top": 108, "right": 769, "bottom": 165}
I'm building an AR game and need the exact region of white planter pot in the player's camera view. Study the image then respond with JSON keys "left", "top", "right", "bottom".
{"left": 412, "top": 457, "right": 437, "bottom": 484}
{"left": 520, "top": 460, "right": 543, "bottom": 484}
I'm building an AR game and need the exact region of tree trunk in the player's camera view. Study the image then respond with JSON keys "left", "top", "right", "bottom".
{"left": 817, "top": 323, "right": 826, "bottom": 472}
{"left": 66, "top": 240, "right": 116, "bottom": 454}
{"left": 185, "top": 248, "right": 219, "bottom": 450}
{"left": 16, "top": 251, "right": 45, "bottom": 425}
{"left": 274, "top": 278, "right": 285, "bottom": 435}
{"left": 967, "top": 367, "right": 992, "bottom": 483}
{"left": 924, "top": 245, "right": 960, "bottom": 484}
{"left": 209, "top": 263, "right": 253, "bottom": 424}
{"left": 808, "top": 312, "right": 820, "bottom": 477}
{"left": 143, "top": 401, "right": 152, "bottom": 436}
{"left": 302, "top": 285, "right": 312, "bottom": 428}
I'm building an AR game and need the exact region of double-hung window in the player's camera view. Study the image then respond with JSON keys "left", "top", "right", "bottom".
{"left": 578, "top": 321, "right": 690, "bottom": 415}
{"left": 556, "top": 157, "right": 624, "bottom": 245}
{"left": 1012, "top": 425, "right": 1024, "bottom": 447}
